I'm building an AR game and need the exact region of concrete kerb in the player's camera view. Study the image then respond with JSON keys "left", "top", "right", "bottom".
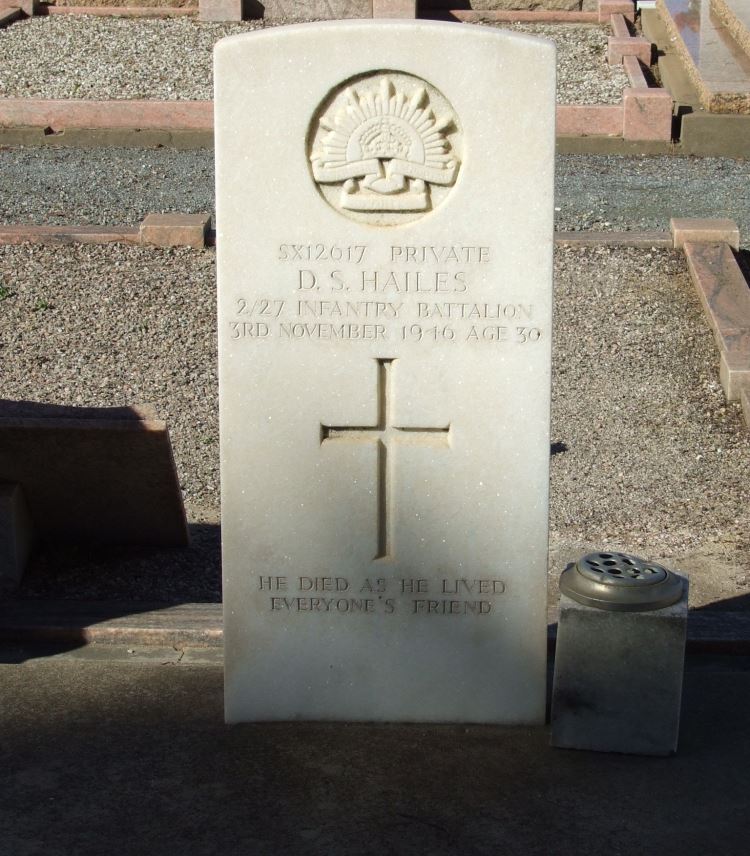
{"left": 672, "top": 218, "right": 750, "bottom": 425}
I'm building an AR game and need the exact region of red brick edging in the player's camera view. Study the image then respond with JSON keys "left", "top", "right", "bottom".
{"left": 44, "top": 5, "right": 198, "bottom": 17}
{"left": 0, "top": 99, "right": 213, "bottom": 132}
{"left": 0, "top": 0, "right": 671, "bottom": 143}
{"left": 0, "top": 213, "right": 211, "bottom": 249}
{"left": 0, "top": 97, "right": 672, "bottom": 142}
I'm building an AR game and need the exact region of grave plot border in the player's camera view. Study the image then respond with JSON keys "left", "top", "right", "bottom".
{"left": 0, "top": 1, "right": 676, "bottom": 149}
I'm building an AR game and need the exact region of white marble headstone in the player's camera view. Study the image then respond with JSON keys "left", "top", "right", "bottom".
{"left": 215, "top": 21, "right": 555, "bottom": 723}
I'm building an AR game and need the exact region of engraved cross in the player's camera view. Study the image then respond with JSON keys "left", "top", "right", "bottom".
{"left": 321, "top": 358, "right": 451, "bottom": 560}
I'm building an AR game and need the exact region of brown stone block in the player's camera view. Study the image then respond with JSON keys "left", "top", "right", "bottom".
{"left": 198, "top": 0, "right": 243, "bottom": 21}
{"left": 598, "top": 0, "right": 634, "bottom": 23}
{"left": 556, "top": 104, "right": 623, "bottom": 136}
{"left": 0, "top": 99, "right": 214, "bottom": 132}
{"left": 0, "top": 402, "right": 189, "bottom": 548}
{"left": 623, "top": 87, "right": 673, "bottom": 140}
{"left": 0, "top": 0, "right": 33, "bottom": 15}
{"left": 0, "top": 7, "right": 22, "bottom": 26}
{"left": 373, "top": 0, "right": 415, "bottom": 16}
{"left": 671, "top": 217, "right": 740, "bottom": 251}
{"left": 741, "top": 387, "right": 750, "bottom": 429}
{"left": 140, "top": 213, "right": 211, "bottom": 248}
{"left": 0, "top": 224, "right": 140, "bottom": 246}
{"left": 607, "top": 35, "right": 653, "bottom": 65}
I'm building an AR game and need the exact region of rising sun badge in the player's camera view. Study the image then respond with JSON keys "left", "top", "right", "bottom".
{"left": 310, "top": 74, "right": 461, "bottom": 220}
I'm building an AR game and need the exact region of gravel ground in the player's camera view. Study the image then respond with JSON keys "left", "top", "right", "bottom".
{"left": 480, "top": 22, "right": 628, "bottom": 104}
{"left": 1, "top": 243, "right": 748, "bottom": 605}
{"left": 1, "top": 148, "right": 749, "bottom": 246}
{"left": 0, "top": 17, "right": 625, "bottom": 104}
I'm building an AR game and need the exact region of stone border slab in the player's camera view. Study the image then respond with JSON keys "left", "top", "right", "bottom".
{"left": 0, "top": 99, "right": 673, "bottom": 144}
{"left": 0, "top": 5, "right": 23, "bottom": 24}
{"left": 45, "top": 4, "right": 197, "bottom": 15}
{"left": 622, "top": 53, "right": 673, "bottom": 140}
{"left": 140, "top": 212, "right": 211, "bottom": 247}
{"left": 0, "top": 100, "right": 213, "bottom": 132}
{"left": 556, "top": 229, "right": 672, "bottom": 247}
{"left": 672, "top": 217, "right": 740, "bottom": 251}
{"left": 608, "top": 11, "right": 652, "bottom": 64}
{"left": 683, "top": 240, "right": 750, "bottom": 405}
{"left": 198, "top": 0, "right": 241, "bottom": 21}
{"left": 0, "top": 224, "right": 140, "bottom": 245}
{"left": 373, "top": 0, "right": 415, "bottom": 16}
{"left": 598, "top": 0, "right": 634, "bottom": 23}
{"left": 0, "top": 214, "right": 212, "bottom": 248}
{"left": 0, "top": 125, "right": 215, "bottom": 148}
{"left": 429, "top": 9, "right": 599, "bottom": 21}
{"left": 0, "top": 0, "right": 32, "bottom": 15}
{"left": 557, "top": 104, "right": 624, "bottom": 135}
{"left": 1, "top": 600, "right": 748, "bottom": 653}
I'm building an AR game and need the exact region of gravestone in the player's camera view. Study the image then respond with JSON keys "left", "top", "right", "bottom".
{"left": 215, "top": 20, "right": 555, "bottom": 723}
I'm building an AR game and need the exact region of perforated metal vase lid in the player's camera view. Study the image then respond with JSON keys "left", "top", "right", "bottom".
{"left": 559, "top": 552, "right": 685, "bottom": 612}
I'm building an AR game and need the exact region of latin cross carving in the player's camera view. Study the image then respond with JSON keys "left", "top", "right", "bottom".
{"left": 321, "top": 358, "right": 451, "bottom": 560}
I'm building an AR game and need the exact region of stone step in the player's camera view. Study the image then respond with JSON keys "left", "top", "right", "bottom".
{"left": 711, "top": 0, "right": 750, "bottom": 58}
{"left": 657, "top": 0, "right": 750, "bottom": 112}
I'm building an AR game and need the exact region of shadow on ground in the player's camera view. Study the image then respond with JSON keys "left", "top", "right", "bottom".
{"left": 1, "top": 653, "right": 749, "bottom": 856}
